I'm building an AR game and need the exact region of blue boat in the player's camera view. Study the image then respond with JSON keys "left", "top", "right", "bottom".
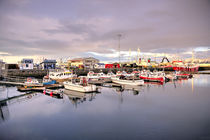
{"left": 43, "top": 75, "right": 56, "bottom": 85}
{"left": 43, "top": 80, "right": 56, "bottom": 85}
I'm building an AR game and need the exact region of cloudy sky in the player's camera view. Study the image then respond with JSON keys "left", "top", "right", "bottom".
{"left": 0, "top": 0, "right": 209, "bottom": 63}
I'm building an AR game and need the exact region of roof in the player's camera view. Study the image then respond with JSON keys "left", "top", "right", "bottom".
{"left": 96, "top": 63, "right": 105, "bottom": 65}
{"left": 42, "top": 59, "right": 57, "bottom": 63}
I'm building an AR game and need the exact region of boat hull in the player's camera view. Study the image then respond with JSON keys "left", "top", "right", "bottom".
{"left": 112, "top": 79, "right": 144, "bottom": 86}
{"left": 140, "top": 76, "right": 164, "bottom": 83}
{"left": 64, "top": 83, "right": 97, "bottom": 93}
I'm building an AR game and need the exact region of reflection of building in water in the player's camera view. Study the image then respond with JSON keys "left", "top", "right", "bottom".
{"left": 0, "top": 92, "right": 40, "bottom": 123}
{"left": 64, "top": 90, "right": 96, "bottom": 108}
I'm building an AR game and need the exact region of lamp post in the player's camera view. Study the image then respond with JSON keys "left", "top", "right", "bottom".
{"left": 117, "top": 34, "right": 122, "bottom": 64}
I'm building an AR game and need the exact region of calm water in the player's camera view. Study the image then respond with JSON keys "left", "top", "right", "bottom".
{"left": 0, "top": 74, "right": 210, "bottom": 140}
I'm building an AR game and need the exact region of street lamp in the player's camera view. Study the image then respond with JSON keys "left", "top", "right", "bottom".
{"left": 117, "top": 34, "right": 122, "bottom": 64}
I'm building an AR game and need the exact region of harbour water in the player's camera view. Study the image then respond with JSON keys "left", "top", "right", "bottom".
{"left": 0, "top": 74, "right": 210, "bottom": 140}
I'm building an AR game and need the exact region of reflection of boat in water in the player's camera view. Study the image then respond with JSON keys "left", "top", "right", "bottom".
{"left": 64, "top": 89, "right": 96, "bottom": 106}
{"left": 0, "top": 92, "right": 40, "bottom": 123}
{"left": 113, "top": 85, "right": 142, "bottom": 95}
{"left": 144, "top": 81, "right": 164, "bottom": 85}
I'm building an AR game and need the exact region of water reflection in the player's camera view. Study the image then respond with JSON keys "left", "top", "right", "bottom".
{"left": 0, "top": 75, "right": 210, "bottom": 140}
{"left": 113, "top": 85, "right": 142, "bottom": 96}
{"left": 0, "top": 101, "right": 9, "bottom": 123}
{"left": 64, "top": 89, "right": 97, "bottom": 107}
{"left": 0, "top": 91, "right": 39, "bottom": 123}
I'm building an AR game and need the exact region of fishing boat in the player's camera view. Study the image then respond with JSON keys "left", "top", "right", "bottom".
{"left": 49, "top": 70, "right": 76, "bottom": 82}
{"left": 64, "top": 77, "right": 97, "bottom": 93}
{"left": 139, "top": 71, "right": 166, "bottom": 83}
{"left": 172, "top": 61, "right": 199, "bottom": 72}
{"left": 112, "top": 76, "right": 144, "bottom": 86}
{"left": 87, "top": 71, "right": 112, "bottom": 82}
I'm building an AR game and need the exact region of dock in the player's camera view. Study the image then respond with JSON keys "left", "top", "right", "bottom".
{"left": 0, "top": 81, "right": 24, "bottom": 86}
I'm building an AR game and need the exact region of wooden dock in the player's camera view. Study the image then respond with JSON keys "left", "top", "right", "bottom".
{"left": 0, "top": 81, "right": 24, "bottom": 86}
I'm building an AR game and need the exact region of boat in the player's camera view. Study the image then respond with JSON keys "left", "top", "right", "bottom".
{"left": 116, "top": 71, "right": 131, "bottom": 77}
{"left": 172, "top": 61, "right": 199, "bottom": 72}
{"left": 139, "top": 71, "right": 166, "bottom": 83}
{"left": 112, "top": 76, "right": 144, "bottom": 86}
{"left": 64, "top": 77, "right": 97, "bottom": 93}
{"left": 43, "top": 75, "right": 56, "bottom": 85}
{"left": 24, "top": 77, "right": 43, "bottom": 87}
{"left": 87, "top": 71, "right": 112, "bottom": 82}
{"left": 49, "top": 70, "right": 76, "bottom": 82}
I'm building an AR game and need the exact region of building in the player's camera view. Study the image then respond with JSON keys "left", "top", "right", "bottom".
{"left": 0, "top": 59, "right": 5, "bottom": 70}
{"left": 40, "top": 59, "right": 57, "bottom": 70}
{"left": 94, "top": 63, "right": 105, "bottom": 69}
{"left": 83, "top": 57, "right": 99, "bottom": 69}
{"left": 68, "top": 58, "right": 84, "bottom": 68}
{"left": 105, "top": 63, "right": 120, "bottom": 69}
{"left": 68, "top": 57, "right": 99, "bottom": 69}
{"left": 19, "top": 59, "right": 34, "bottom": 70}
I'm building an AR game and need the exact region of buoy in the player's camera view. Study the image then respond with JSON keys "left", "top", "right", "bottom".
{"left": 50, "top": 92, "right": 53, "bottom": 96}
{"left": 43, "top": 90, "right": 46, "bottom": 94}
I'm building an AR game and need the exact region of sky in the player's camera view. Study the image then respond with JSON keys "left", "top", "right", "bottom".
{"left": 0, "top": 0, "right": 209, "bottom": 63}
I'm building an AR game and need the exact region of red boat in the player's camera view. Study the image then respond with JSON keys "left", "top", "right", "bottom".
{"left": 172, "top": 61, "right": 199, "bottom": 72}
{"left": 139, "top": 71, "right": 166, "bottom": 83}
{"left": 140, "top": 75, "right": 165, "bottom": 83}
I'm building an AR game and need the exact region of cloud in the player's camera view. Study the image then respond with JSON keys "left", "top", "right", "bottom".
{"left": 0, "top": 0, "right": 209, "bottom": 63}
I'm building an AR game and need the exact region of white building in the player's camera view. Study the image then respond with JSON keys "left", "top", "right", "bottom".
{"left": 94, "top": 63, "right": 105, "bottom": 69}
{"left": 19, "top": 59, "right": 34, "bottom": 70}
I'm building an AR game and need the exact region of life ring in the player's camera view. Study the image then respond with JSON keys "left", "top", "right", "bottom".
{"left": 27, "top": 78, "right": 32, "bottom": 82}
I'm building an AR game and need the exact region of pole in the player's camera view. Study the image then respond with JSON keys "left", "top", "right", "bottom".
{"left": 117, "top": 34, "right": 122, "bottom": 64}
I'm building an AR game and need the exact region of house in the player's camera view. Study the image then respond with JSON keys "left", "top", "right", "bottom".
{"left": 83, "top": 57, "right": 99, "bottom": 69}
{"left": 40, "top": 59, "right": 57, "bottom": 70}
{"left": 94, "top": 63, "right": 105, "bottom": 69}
{"left": 68, "top": 57, "right": 99, "bottom": 69}
{"left": 105, "top": 63, "right": 120, "bottom": 69}
{"left": 19, "top": 59, "right": 34, "bottom": 70}
{"left": 68, "top": 58, "right": 84, "bottom": 68}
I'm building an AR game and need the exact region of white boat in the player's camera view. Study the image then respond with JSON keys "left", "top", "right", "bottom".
{"left": 87, "top": 71, "right": 112, "bottom": 82}
{"left": 24, "top": 77, "right": 43, "bottom": 87}
{"left": 49, "top": 70, "right": 76, "bottom": 82}
{"left": 87, "top": 71, "right": 110, "bottom": 79}
{"left": 112, "top": 77, "right": 144, "bottom": 86}
{"left": 64, "top": 77, "right": 97, "bottom": 93}
{"left": 107, "top": 72, "right": 116, "bottom": 78}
